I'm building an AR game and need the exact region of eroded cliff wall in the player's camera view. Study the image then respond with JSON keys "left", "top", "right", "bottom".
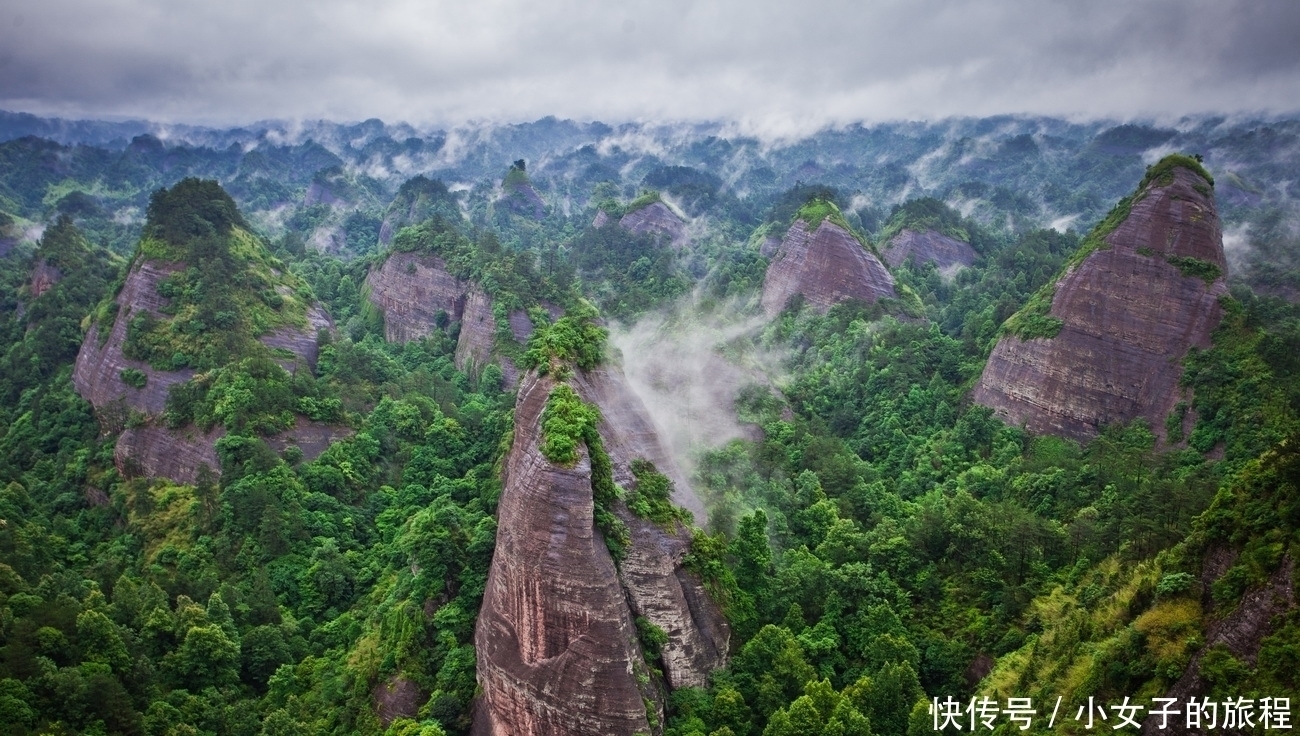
{"left": 473, "top": 372, "right": 658, "bottom": 736}
{"left": 474, "top": 367, "right": 729, "bottom": 734}
{"left": 73, "top": 258, "right": 346, "bottom": 483}
{"left": 883, "top": 228, "right": 978, "bottom": 270}
{"left": 972, "top": 164, "right": 1228, "bottom": 443}
{"left": 760, "top": 219, "right": 896, "bottom": 317}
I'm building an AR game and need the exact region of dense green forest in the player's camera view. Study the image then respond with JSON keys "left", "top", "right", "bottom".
{"left": 0, "top": 115, "right": 1298, "bottom": 735}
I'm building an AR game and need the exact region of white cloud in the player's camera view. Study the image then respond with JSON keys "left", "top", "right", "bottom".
{"left": 0, "top": 0, "right": 1297, "bottom": 127}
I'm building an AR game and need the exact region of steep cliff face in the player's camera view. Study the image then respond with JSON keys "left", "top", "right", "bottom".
{"left": 454, "top": 289, "right": 496, "bottom": 374}
{"left": 882, "top": 228, "right": 978, "bottom": 270}
{"left": 365, "top": 252, "right": 540, "bottom": 384}
{"left": 760, "top": 219, "right": 896, "bottom": 317}
{"left": 364, "top": 252, "right": 468, "bottom": 343}
{"left": 592, "top": 201, "right": 691, "bottom": 249}
{"left": 475, "top": 368, "right": 729, "bottom": 734}
{"left": 73, "top": 260, "right": 195, "bottom": 415}
{"left": 1138, "top": 554, "right": 1295, "bottom": 735}
{"left": 972, "top": 163, "right": 1228, "bottom": 443}
{"left": 73, "top": 255, "right": 347, "bottom": 483}
{"left": 474, "top": 372, "right": 658, "bottom": 736}
{"left": 620, "top": 202, "right": 689, "bottom": 249}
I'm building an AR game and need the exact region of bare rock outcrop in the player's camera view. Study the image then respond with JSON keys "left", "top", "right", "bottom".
{"left": 364, "top": 252, "right": 469, "bottom": 342}
{"left": 474, "top": 368, "right": 729, "bottom": 734}
{"left": 593, "top": 202, "right": 691, "bottom": 249}
{"left": 1140, "top": 555, "right": 1295, "bottom": 735}
{"left": 883, "top": 229, "right": 978, "bottom": 270}
{"left": 261, "top": 303, "right": 335, "bottom": 371}
{"left": 454, "top": 289, "right": 497, "bottom": 375}
{"left": 29, "top": 258, "right": 62, "bottom": 299}
{"left": 474, "top": 372, "right": 658, "bottom": 736}
{"left": 620, "top": 202, "right": 689, "bottom": 249}
{"left": 366, "top": 252, "right": 554, "bottom": 386}
{"left": 760, "top": 219, "right": 896, "bottom": 317}
{"left": 73, "top": 260, "right": 194, "bottom": 415}
{"left": 972, "top": 164, "right": 1228, "bottom": 443}
{"left": 74, "top": 258, "right": 346, "bottom": 484}
{"left": 115, "top": 425, "right": 223, "bottom": 481}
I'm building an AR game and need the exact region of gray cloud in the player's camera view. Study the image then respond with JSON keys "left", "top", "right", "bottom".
{"left": 1, "top": 0, "right": 1298, "bottom": 131}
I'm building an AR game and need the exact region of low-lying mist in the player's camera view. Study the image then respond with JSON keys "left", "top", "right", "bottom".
{"left": 609, "top": 294, "right": 787, "bottom": 486}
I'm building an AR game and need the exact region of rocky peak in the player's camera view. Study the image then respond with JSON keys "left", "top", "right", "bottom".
{"left": 972, "top": 157, "right": 1228, "bottom": 443}
{"left": 72, "top": 179, "right": 348, "bottom": 483}
{"left": 364, "top": 250, "right": 548, "bottom": 386}
{"left": 592, "top": 195, "right": 691, "bottom": 249}
{"left": 883, "top": 228, "right": 978, "bottom": 270}
{"left": 760, "top": 215, "right": 896, "bottom": 317}
{"left": 474, "top": 367, "right": 728, "bottom": 734}
{"left": 378, "top": 176, "right": 461, "bottom": 246}
{"left": 474, "top": 371, "right": 659, "bottom": 736}
{"left": 620, "top": 201, "right": 690, "bottom": 249}
{"left": 498, "top": 160, "right": 546, "bottom": 220}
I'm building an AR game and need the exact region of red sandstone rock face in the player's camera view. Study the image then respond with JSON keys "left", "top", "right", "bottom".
{"left": 474, "top": 372, "right": 658, "bottom": 736}
{"left": 365, "top": 253, "right": 549, "bottom": 386}
{"left": 760, "top": 219, "right": 896, "bottom": 318}
{"left": 454, "top": 289, "right": 496, "bottom": 374}
{"left": 883, "top": 229, "right": 978, "bottom": 270}
{"left": 261, "top": 303, "right": 335, "bottom": 371}
{"left": 972, "top": 166, "right": 1228, "bottom": 443}
{"left": 620, "top": 202, "right": 689, "bottom": 249}
{"left": 115, "top": 425, "right": 223, "bottom": 481}
{"left": 73, "top": 260, "right": 194, "bottom": 416}
{"left": 73, "top": 257, "right": 346, "bottom": 484}
{"left": 364, "top": 253, "right": 469, "bottom": 343}
{"left": 474, "top": 369, "right": 729, "bottom": 734}
{"left": 29, "top": 258, "right": 62, "bottom": 299}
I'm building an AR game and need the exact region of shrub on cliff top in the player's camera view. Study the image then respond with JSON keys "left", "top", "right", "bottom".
{"left": 1141, "top": 153, "right": 1214, "bottom": 189}
{"left": 521, "top": 301, "right": 607, "bottom": 376}
{"left": 539, "top": 384, "right": 600, "bottom": 466}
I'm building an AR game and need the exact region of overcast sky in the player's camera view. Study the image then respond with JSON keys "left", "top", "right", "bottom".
{"left": 2, "top": 0, "right": 1298, "bottom": 135}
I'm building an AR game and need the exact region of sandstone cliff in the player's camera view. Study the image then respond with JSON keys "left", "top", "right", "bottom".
{"left": 454, "top": 289, "right": 496, "bottom": 375}
{"left": 882, "top": 228, "right": 978, "bottom": 270}
{"left": 73, "top": 256, "right": 346, "bottom": 484}
{"left": 365, "top": 252, "right": 545, "bottom": 385}
{"left": 474, "top": 369, "right": 729, "bottom": 734}
{"left": 1140, "top": 553, "right": 1295, "bottom": 735}
{"left": 474, "top": 371, "right": 659, "bottom": 736}
{"left": 593, "top": 201, "right": 691, "bottom": 249}
{"left": 972, "top": 162, "right": 1228, "bottom": 443}
{"left": 760, "top": 218, "right": 896, "bottom": 317}
{"left": 364, "top": 252, "right": 469, "bottom": 343}
{"left": 620, "top": 202, "right": 690, "bottom": 249}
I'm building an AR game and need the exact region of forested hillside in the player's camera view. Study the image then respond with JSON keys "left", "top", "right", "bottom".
{"left": 0, "top": 114, "right": 1298, "bottom": 735}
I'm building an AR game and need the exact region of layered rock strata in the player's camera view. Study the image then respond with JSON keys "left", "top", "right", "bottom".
{"left": 883, "top": 228, "right": 978, "bottom": 270}
{"left": 474, "top": 371, "right": 658, "bottom": 736}
{"left": 972, "top": 165, "right": 1228, "bottom": 443}
{"left": 619, "top": 201, "right": 689, "bottom": 249}
{"left": 365, "top": 252, "right": 552, "bottom": 386}
{"left": 760, "top": 219, "right": 896, "bottom": 317}
{"left": 474, "top": 368, "right": 729, "bottom": 734}
{"left": 364, "top": 252, "right": 469, "bottom": 343}
{"left": 593, "top": 202, "right": 690, "bottom": 249}
{"left": 73, "top": 258, "right": 347, "bottom": 483}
